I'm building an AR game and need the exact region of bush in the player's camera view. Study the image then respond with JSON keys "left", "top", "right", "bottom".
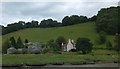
{"left": 114, "top": 34, "right": 120, "bottom": 52}
{"left": 2, "top": 39, "right": 11, "bottom": 54}
{"left": 42, "top": 48, "right": 50, "bottom": 54}
{"left": 76, "top": 37, "right": 93, "bottom": 54}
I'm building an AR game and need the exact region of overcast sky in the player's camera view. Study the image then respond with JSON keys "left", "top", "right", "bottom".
{"left": 1, "top": 0, "right": 119, "bottom": 26}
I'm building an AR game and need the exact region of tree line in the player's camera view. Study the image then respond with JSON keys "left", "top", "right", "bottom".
{"left": 2, "top": 36, "right": 28, "bottom": 53}
{"left": 1, "top": 6, "right": 119, "bottom": 35}
{"left": 1, "top": 15, "right": 96, "bottom": 35}
{"left": 2, "top": 36, "right": 93, "bottom": 54}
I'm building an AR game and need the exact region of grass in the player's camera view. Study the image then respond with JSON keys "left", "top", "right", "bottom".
{"left": 2, "top": 22, "right": 115, "bottom": 48}
{"left": 92, "top": 49, "right": 118, "bottom": 55}
{"left": 2, "top": 51, "right": 118, "bottom": 66}
{"left": 2, "top": 22, "right": 98, "bottom": 44}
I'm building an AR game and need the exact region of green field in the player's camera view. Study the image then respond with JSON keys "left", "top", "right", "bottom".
{"left": 3, "top": 22, "right": 97, "bottom": 43}
{"left": 2, "top": 50, "right": 118, "bottom": 66}
{"left": 2, "top": 22, "right": 114, "bottom": 48}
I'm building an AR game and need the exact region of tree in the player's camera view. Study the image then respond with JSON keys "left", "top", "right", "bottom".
{"left": 55, "top": 36, "right": 66, "bottom": 52}
{"left": 96, "top": 6, "right": 119, "bottom": 34}
{"left": 70, "top": 15, "right": 80, "bottom": 24}
{"left": 31, "top": 20, "right": 39, "bottom": 28}
{"left": 9, "top": 37, "right": 17, "bottom": 48}
{"left": 79, "top": 16, "right": 88, "bottom": 23}
{"left": 89, "top": 15, "right": 97, "bottom": 22}
{"left": 46, "top": 40, "right": 61, "bottom": 53}
{"left": 47, "top": 39, "right": 54, "bottom": 48}
{"left": 25, "top": 39, "right": 29, "bottom": 43}
{"left": 2, "top": 39, "right": 11, "bottom": 54}
{"left": 62, "top": 16, "right": 71, "bottom": 26}
{"left": 76, "top": 37, "right": 93, "bottom": 54}
{"left": 106, "top": 40, "right": 112, "bottom": 50}
{"left": 24, "top": 39, "right": 29, "bottom": 48}
{"left": 114, "top": 34, "right": 120, "bottom": 52}
{"left": 98, "top": 31, "right": 106, "bottom": 44}
{"left": 18, "top": 21, "right": 25, "bottom": 29}
{"left": 62, "top": 15, "right": 89, "bottom": 26}
{"left": 24, "top": 22, "right": 31, "bottom": 28}
{"left": 40, "top": 19, "right": 60, "bottom": 28}
{"left": 1, "top": 25, "right": 8, "bottom": 35}
{"left": 56, "top": 36, "right": 66, "bottom": 45}
{"left": 16, "top": 37, "right": 24, "bottom": 49}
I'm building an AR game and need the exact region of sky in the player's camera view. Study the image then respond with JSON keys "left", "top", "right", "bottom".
{"left": 0, "top": 0, "right": 119, "bottom": 26}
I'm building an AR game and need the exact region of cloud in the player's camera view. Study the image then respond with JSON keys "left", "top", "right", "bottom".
{"left": 1, "top": 1, "right": 118, "bottom": 26}
{"left": 1, "top": 0, "right": 120, "bottom": 2}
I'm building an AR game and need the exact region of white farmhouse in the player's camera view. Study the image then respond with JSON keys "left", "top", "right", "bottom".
{"left": 66, "top": 39, "right": 76, "bottom": 52}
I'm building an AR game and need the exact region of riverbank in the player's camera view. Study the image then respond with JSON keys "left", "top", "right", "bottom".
{"left": 2, "top": 53, "right": 118, "bottom": 67}
{"left": 2, "top": 63, "right": 119, "bottom": 69}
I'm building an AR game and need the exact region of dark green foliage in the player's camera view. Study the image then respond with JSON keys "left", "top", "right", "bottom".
{"left": 96, "top": 6, "right": 119, "bottom": 34}
{"left": 40, "top": 19, "right": 61, "bottom": 28}
{"left": 76, "top": 37, "right": 93, "bottom": 54}
{"left": 24, "top": 39, "right": 29, "bottom": 48}
{"left": 31, "top": 20, "right": 39, "bottom": 28}
{"left": 98, "top": 31, "right": 107, "bottom": 44}
{"left": 114, "top": 34, "right": 120, "bottom": 51}
{"left": 106, "top": 40, "right": 112, "bottom": 50}
{"left": 16, "top": 37, "right": 24, "bottom": 49}
{"left": 9, "top": 36, "right": 24, "bottom": 50}
{"left": 24, "top": 20, "right": 39, "bottom": 28}
{"left": 18, "top": 21, "right": 25, "bottom": 29}
{"left": 24, "top": 22, "right": 32, "bottom": 28}
{"left": 88, "top": 15, "right": 97, "bottom": 22}
{"left": 42, "top": 48, "right": 50, "bottom": 54}
{"left": 1, "top": 26, "right": 8, "bottom": 35}
{"left": 41, "top": 43, "right": 46, "bottom": 49}
{"left": 79, "top": 16, "right": 88, "bottom": 23}
{"left": 2, "top": 15, "right": 93, "bottom": 35}
{"left": 9, "top": 37, "right": 17, "bottom": 48}
{"left": 44, "top": 40, "right": 58, "bottom": 53}
{"left": 47, "top": 39, "right": 55, "bottom": 49}
{"left": 52, "top": 42, "right": 61, "bottom": 53}
{"left": 25, "top": 39, "right": 29, "bottom": 43}
{"left": 45, "top": 36, "right": 66, "bottom": 53}
{"left": 2, "top": 39, "right": 11, "bottom": 54}
{"left": 7, "top": 21, "right": 25, "bottom": 33}
{"left": 55, "top": 36, "right": 66, "bottom": 45}
{"left": 62, "top": 16, "right": 72, "bottom": 26}
{"left": 55, "top": 36, "right": 66, "bottom": 52}
{"left": 62, "top": 15, "right": 88, "bottom": 26}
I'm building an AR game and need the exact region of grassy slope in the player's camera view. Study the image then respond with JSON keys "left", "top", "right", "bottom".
{"left": 2, "top": 22, "right": 118, "bottom": 66}
{"left": 2, "top": 22, "right": 114, "bottom": 47}
{"left": 3, "top": 22, "right": 97, "bottom": 42}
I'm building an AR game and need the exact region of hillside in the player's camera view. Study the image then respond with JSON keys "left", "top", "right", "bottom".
{"left": 2, "top": 22, "right": 114, "bottom": 47}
